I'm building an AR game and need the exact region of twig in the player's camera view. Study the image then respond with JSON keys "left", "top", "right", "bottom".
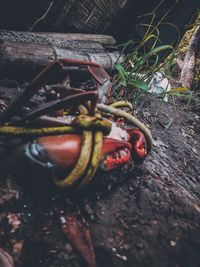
{"left": 29, "top": 1, "right": 54, "bottom": 31}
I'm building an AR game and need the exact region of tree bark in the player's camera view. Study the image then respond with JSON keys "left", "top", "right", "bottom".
{"left": 0, "top": 31, "right": 116, "bottom": 48}
{"left": 180, "top": 26, "right": 200, "bottom": 88}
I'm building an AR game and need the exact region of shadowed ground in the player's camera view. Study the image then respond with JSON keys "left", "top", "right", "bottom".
{"left": 0, "top": 82, "right": 200, "bottom": 267}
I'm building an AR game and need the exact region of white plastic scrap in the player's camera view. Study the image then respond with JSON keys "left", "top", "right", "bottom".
{"left": 148, "top": 72, "right": 171, "bottom": 102}
{"left": 107, "top": 122, "right": 129, "bottom": 141}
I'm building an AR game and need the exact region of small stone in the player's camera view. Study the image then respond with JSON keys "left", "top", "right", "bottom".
{"left": 170, "top": 240, "right": 176, "bottom": 247}
{"left": 60, "top": 216, "right": 66, "bottom": 224}
{"left": 129, "top": 185, "right": 134, "bottom": 192}
{"left": 116, "top": 254, "right": 127, "bottom": 261}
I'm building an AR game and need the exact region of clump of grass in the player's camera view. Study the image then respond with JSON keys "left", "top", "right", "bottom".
{"left": 112, "top": 34, "right": 173, "bottom": 106}
{"left": 112, "top": 3, "right": 195, "bottom": 107}
{"left": 112, "top": 12, "right": 173, "bottom": 103}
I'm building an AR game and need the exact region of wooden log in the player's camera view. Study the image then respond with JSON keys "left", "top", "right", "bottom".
{"left": 0, "top": 31, "right": 116, "bottom": 49}
{"left": 0, "top": 39, "right": 123, "bottom": 81}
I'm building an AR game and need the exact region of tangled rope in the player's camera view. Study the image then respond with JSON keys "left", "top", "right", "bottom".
{"left": 0, "top": 101, "right": 153, "bottom": 189}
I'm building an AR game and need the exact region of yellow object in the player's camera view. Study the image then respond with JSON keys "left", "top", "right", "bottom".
{"left": 54, "top": 130, "right": 93, "bottom": 188}
{"left": 0, "top": 102, "right": 152, "bottom": 190}
{"left": 110, "top": 101, "right": 133, "bottom": 109}
{"left": 0, "top": 125, "right": 76, "bottom": 136}
{"left": 77, "top": 131, "right": 103, "bottom": 189}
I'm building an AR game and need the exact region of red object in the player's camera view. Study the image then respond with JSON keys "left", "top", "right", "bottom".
{"left": 58, "top": 212, "right": 96, "bottom": 267}
{"left": 20, "top": 126, "right": 147, "bottom": 177}
{"left": 22, "top": 134, "right": 133, "bottom": 173}
{"left": 127, "top": 128, "right": 148, "bottom": 163}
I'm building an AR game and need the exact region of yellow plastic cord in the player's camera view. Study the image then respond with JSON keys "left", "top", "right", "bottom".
{"left": 54, "top": 130, "right": 93, "bottom": 188}
{"left": 0, "top": 102, "right": 152, "bottom": 189}
{"left": 0, "top": 117, "right": 111, "bottom": 137}
{"left": 0, "top": 125, "right": 76, "bottom": 136}
{"left": 77, "top": 131, "right": 103, "bottom": 189}
{"left": 97, "top": 103, "right": 153, "bottom": 151}
{"left": 110, "top": 101, "right": 133, "bottom": 110}
{"left": 73, "top": 115, "right": 111, "bottom": 135}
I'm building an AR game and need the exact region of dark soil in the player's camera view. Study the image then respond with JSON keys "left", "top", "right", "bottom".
{"left": 0, "top": 82, "right": 200, "bottom": 267}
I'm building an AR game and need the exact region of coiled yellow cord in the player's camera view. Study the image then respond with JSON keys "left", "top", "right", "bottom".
{"left": 0, "top": 101, "right": 152, "bottom": 189}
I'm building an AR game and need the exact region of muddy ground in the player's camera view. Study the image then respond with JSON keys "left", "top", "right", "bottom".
{"left": 0, "top": 81, "right": 200, "bottom": 267}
